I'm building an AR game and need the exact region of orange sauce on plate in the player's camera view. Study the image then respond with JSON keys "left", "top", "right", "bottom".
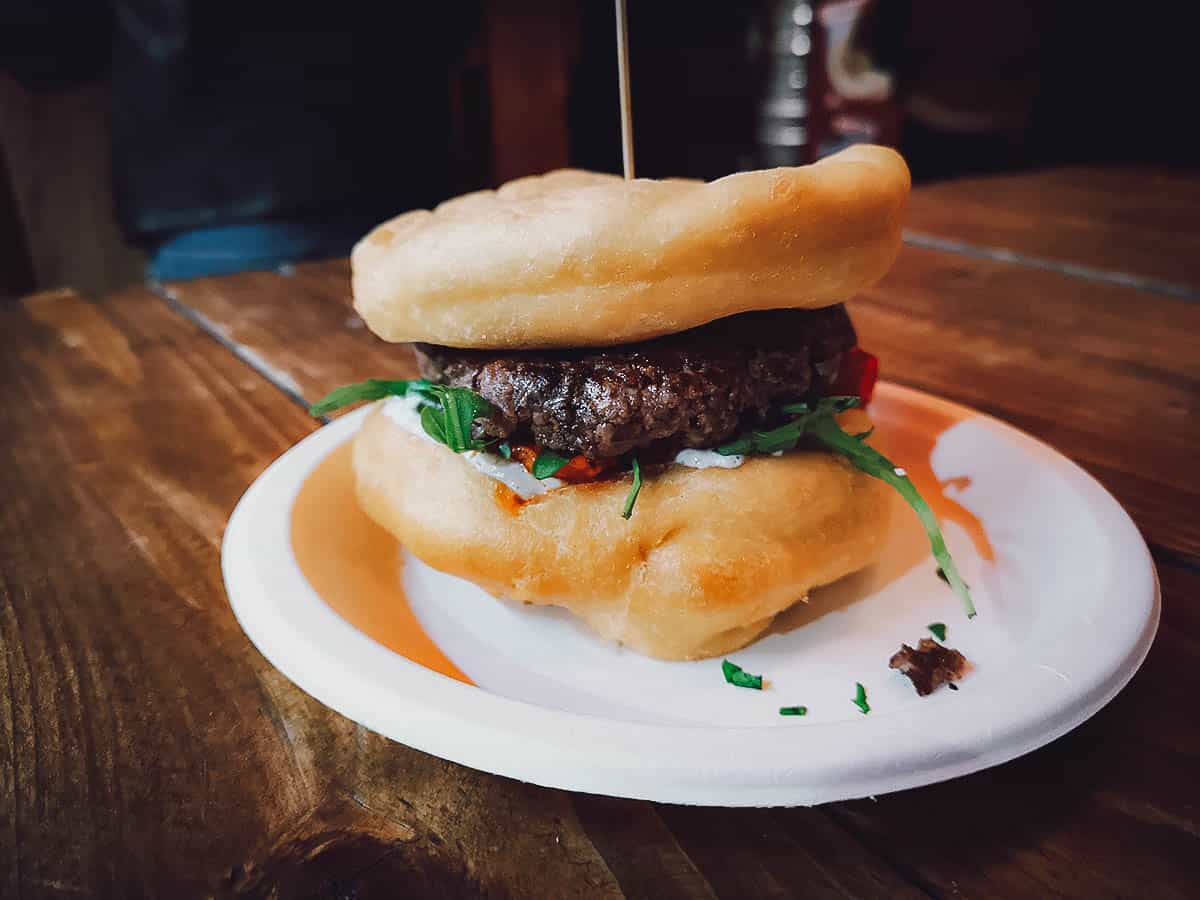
{"left": 289, "top": 442, "right": 473, "bottom": 684}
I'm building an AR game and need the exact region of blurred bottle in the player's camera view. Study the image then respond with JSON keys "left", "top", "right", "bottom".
{"left": 755, "top": 1, "right": 814, "bottom": 167}
{"left": 809, "top": 0, "right": 901, "bottom": 158}
{"left": 755, "top": 0, "right": 900, "bottom": 166}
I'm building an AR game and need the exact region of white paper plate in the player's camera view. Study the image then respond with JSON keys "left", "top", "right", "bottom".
{"left": 223, "top": 382, "right": 1159, "bottom": 806}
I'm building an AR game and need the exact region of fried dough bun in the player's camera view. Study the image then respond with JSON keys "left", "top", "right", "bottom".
{"left": 352, "top": 408, "right": 892, "bottom": 660}
{"left": 352, "top": 145, "right": 910, "bottom": 349}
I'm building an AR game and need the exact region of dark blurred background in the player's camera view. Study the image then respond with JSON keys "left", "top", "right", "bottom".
{"left": 2, "top": 0, "right": 1194, "bottom": 299}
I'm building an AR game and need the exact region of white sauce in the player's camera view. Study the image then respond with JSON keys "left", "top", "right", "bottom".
{"left": 462, "top": 451, "right": 562, "bottom": 498}
{"left": 380, "top": 395, "right": 746, "bottom": 497}
{"left": 381, "top": 394, "right": 561, "bottom": 499}
{"left": 672, "top": 448, "right": 745, "bottom": 469}
{"left": 381, "top": 392, "right": 433, "bottom": 436}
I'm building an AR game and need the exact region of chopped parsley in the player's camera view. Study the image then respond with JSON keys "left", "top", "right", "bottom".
{"left": 532, "top": 449, "right": 572, "bottom": 479}
{"left": 621, "top": 457, "right": 643, "bottom": 519}
{"left": 936, "top": 567, "right": 970, "bottom": 590}
{"left": 779, "top": 706, "right": 808, "bottom": 716}
{"left": 853, "top": 682, "right": 870, "bottom": 715}
{"left": 719, "top": 395, "right": 975, "bottom": 619}
{"left": 721, "top": 659, "right": 763, "bottom": 690}
{"left": 928, "top": 622, "right": 947, "bottom": 641}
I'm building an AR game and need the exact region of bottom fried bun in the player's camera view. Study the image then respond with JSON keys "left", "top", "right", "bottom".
{"left": 352, "top": 406, "right": 893, "bottom": 660}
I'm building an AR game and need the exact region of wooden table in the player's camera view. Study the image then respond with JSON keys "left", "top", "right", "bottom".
{"left": 3, "top": 166, "right": 1199, "bottom": 898}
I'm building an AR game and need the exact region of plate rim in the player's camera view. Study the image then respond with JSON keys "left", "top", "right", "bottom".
{"left": 222, "top": 382, "right": 1161, "bottom": 806}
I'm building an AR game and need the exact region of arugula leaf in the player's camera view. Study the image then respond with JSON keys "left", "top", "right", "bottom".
{"left": 419, "top": 404, "right": 447, "bottom": 445}
{"left": 936, "top": 566, "right": 970, "bottom": 590}
{"left": 779, "top": 706, "right": 808, "bottom": 716}
{"left": 804, "top": 414, "right": 975, "bottom": 618}
{"left": 422, "top": 384, "right": 492, "bottom": 452}
{"left": 715, "top": 395, "right": 974, "bottom": 619}
{"left": 308, "top": 377, "right": 493, "bottom": 455}
{"left": 308, "top": 378, "right": 433, "bottom": 417}
{"left": 928, "top": 622, "right": 947, "bottom": 641}
{"left": 722, "top": 659, "right": 763, "bottom": 690}
{"left": 717, "top": 396, "right": 861, "bottom": 456}
{"left": 532, "top": 449, "right": 572, "bottom": 479}
{"left": 779, "top": 395, "right": 861, "bottom": 416}
{"left": 621, "top": 457, "right": 643, "bottom": 519}
{"left": 853, "top": 682, "right": 870, "bottom": 715}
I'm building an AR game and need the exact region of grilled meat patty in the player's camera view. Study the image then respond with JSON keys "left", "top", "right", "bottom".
{"left": 415, "top": 305, "right": 856, "bottom": 459}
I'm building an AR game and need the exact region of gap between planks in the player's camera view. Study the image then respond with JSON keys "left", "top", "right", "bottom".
{"left": 151, "top": 280, "right": 312, "bottom": 411}
{"left": 903, "top": 230, "right": 1200, "bottom": 301}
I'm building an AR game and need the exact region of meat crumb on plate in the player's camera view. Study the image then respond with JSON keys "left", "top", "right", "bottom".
{"left": 890, "top": 638, "right": 969, "bottom": 696}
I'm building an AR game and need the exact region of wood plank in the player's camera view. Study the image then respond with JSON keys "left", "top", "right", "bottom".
{"left": 907, "top": 166, "right": 1200, "bottom": 293}
{"left": 824, "top": 552, "right": 1200, "bottom": 900}
{"left": 0, "top": 288, "right": 622, "bottom": 896}
{"left": 848, "top": 245, "right": 1200, "bottom": 557}
{"left": 653, "top": 805, "right": 929, "bottom": 900}
{"left": 163, "top": 244, "right": 1200, "bottom": 559}
{"left": 0, "top": 286, "right": 920, "bottom": 897}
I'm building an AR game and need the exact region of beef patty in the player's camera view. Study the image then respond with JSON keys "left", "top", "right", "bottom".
{"left": 415, "top": 305, "right": 856, "bottom": 459}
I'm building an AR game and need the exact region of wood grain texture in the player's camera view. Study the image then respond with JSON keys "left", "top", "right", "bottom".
{"left": 0, "top": 287, "right": 910, "bottom": 898}
{"left": 906, "top": 166, "right": 1200, "bottom": 292}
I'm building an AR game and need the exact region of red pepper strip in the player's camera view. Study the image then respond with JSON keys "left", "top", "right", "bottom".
{"left": 831, "top": 347, "right": 879, "bottom": 405}
{"left": 509, "top": 445, "right": 616, "bottom": 483}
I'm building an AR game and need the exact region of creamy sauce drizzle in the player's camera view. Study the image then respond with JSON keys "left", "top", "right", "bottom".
{"left": 673, "top": 448, "right": 745, "bottom": 469}
{"left": 379, "top": 395, "right": 745, "bottom": 498}
{"left": 381, "top": 395, "right": 562, "bottom": 499}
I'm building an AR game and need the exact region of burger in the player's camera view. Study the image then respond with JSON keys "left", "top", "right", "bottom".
{"left": 310, "top": 144, "right": 972, "bottom": 661}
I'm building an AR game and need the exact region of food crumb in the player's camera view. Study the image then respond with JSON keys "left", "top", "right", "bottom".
{"left": 890, "top": 638, "right": 969, "bottom": 696}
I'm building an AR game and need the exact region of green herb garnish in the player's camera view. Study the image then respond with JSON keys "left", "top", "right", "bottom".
{"left": 722, "top": 659, "right": 763, "bottom": 690}
{"left": 308, "top": 378, "right": 433, "bottom": 417}
{"left": 308, "top": 378, "right": 492, "bottom": 454}
{"left": 719, "top": 396, "right": 975, "bottom": 619}
{"left": 498, "top": 442, "right": 512, "bottom": 460}
{"left": 621, "top": 457, "right": 643, "bottom": 519}
{"left": 853, "top": 682, "right": 870, "bottom": 715}
{"left": 779, "top": 706, "right": 808, "bottom": 716}
{"left": 928, "top": 622, "right": 947, "bottom": 641}
{"left": 936, "top": 567, "right": 969, "bottom": 590}
{"left": 532, "top": 449, "right": 572, "bottom": 479}
{"left": 419, "top": 384, "right": 492, "bottom": 452}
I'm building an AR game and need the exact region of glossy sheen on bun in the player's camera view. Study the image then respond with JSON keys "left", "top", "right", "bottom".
{"left": 352, "top": 408, "right": 893, "bottom": 660}
{"left": 352, "top": 145, "right": 910, "bottom": 349}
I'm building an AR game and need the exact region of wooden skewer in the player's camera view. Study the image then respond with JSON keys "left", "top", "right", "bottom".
{"left": 614, "top": 0, "right": 635, "bottom": 180}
